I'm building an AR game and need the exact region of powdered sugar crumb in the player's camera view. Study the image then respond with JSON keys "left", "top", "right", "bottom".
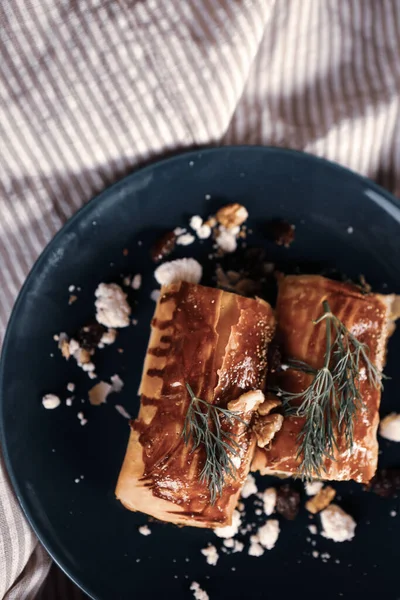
{"left": 138, "top": 525, "right": 151, "bottom": 536}
{"left": 190, "top": 582, "right": 209, "bottom": 600}
{"left": 201, "top": 545, "right": 219, "bottom": 566}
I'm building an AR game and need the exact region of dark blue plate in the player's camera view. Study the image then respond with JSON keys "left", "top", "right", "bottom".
{"left": 2, "top": 147, "right": 400, "bottom": 600}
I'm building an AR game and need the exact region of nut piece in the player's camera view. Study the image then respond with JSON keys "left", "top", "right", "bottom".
{"left": 228, "top": 390, "right": 264, "bottom": 413}
{"left": 58, "top": 333, "right": 70, "bottom": 359}
{"left": 216, "top": 203, "right": 248, "bottom": 230}
{"left": 258, "top": 395, "right": 282, "bottom": 416}
{"left": 89, "top": 381, "right": 112, "bottom": 406}
{"left": 253, "top": 413, "right": 284, "bottom": 448}
{"left": 305, "top": 485, "right": 336, "bottom": 514}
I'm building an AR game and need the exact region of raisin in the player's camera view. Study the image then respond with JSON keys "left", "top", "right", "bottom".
{"left": 368, "top": 468, "right": 400, "bottom": 498}
{"left": 151, "top": 231, "right": 176, "bottom": 262}
{"left": 266, "top": 219, "right": 295, "bottom": 248}
{"left": 276, "top": 484, "right": 300, "bottom": 520}
{"left": 77, "top": 322, "right": 106, "bottom": 351}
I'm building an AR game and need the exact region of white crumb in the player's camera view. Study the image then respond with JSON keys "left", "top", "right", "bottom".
{"left": 216, "top": 227, "right": 237, "bottom": 253}
{"left": 320, "top": 504, "right": 356, "bottom": 542}
{"left": 205, "top": 194, "right": 211, "bottom": 200}
{"left": 150, "top": 289, "right": 161, "bottom": 302}
{"left": 177, "top": 233, "right": 195, "bottom": 246}
{"left": 255, "top": 509, "right": 262, "bottom": 516}
{"left": 262, "top": 487, "right": 277, "bottom": 516}
{"left": 321, "top": 552, "right": 331, "bottom": 560}
{"left": 123, "top": 276, "right": 132, "bottom": 287}
{"left": 379, "top": 413, "right": 400, "bottom": 442}
{"left": 255, "top": 520, "right": 280, "bottom": 550}
{"left": 77, "top": 412, "right": 87, "bottom": 426}
{"left": 66, "top": 398, "right": 73, "bottom": 406}
{"left": 67, "top": 382, "right": 75, "bottom": 393}
{"left": 42, "top": 394, "right": 61, "bottom": 410}
{"left": 223, "top": 539, "right": 244, "bottom": 553}
{"left": 248, "top": 541, "right": 264, "bottom": 557}
{"left": 308, "top": 524, "right": 318, "bottom": 535}
{"left": 347, "top": 226, "right": 354, "bottom": 234}
{"left": 80, "top": 418, "right": 88, "bottom": 426}
{"left": 214, "top": 510, "right": 241, "bottom": 538}
{"left": 312, "top": 551, "right": 319, "bottom": 558}
{"left": 138, "top": 525, "right": 151, "bottom": 536}
{"left": 68, "top": 285, "right": 75, "bottom": 292}
{"left": 190, "top": 582, "right": 209, "bottom": 600}
{"left": 190, "top": 215, "right": 203, "bottom": 231}
{"left": 74, "top": 478, "right": 80, "bottom": 483}
{"left": 197, "top": 224, "right": 212, "bottom": 239}
{"left": 110, "top": 374, "right": 124, "bottom": 392}
{"left": 99, "top": 328, "right": 117, "bottom": 346}
{"left": 174, "top": 227, "right": 186, "bottom": 236}
{"left": 241, "top": 474, "right": 258, "bottom": 498}
{"left": 154, "top": 258, "right": 202, "bottom": 286}
{"left": 114, "top": 404, "right": 132, "bottom": 419}
{"left": 390, "top": 510, "right": 397, "bottom": 517}
{"left": 305, "top": 481, "right": 324, "bottom": 496}
{"left": 131, "top": 274, "right": 142, "bottom": 290}
{"left": 201, "top": 544, "right": 219, "bottom": 566}
{"left": 95, "top": 283, "right": 131, "bottom": 328}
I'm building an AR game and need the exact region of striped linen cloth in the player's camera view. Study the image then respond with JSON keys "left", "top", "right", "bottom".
{"left": 1, "top": 0, "right": 399, "bottom": 597}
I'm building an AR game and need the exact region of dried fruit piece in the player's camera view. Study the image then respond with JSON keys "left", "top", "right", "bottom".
{"left": 276, "top": 485, "right": 300, "bottom": 520}
{"left": 368, "top": 468, "right": 400, "bottom": 497}
{"left": 151, "top": 231, "right": 176, "bottom": 262}
{"left": 266, "top": 219, "right": 295, "bottom": 247}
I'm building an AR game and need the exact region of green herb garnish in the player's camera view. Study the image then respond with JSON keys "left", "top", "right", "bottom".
{"left": 278, "top": 300, "right": 382, "bottom": 480}
{"left": 182, "top": 383, "right": 247, "bottom": 504}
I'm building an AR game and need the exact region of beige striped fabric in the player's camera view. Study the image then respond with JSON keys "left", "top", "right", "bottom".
{"left": 1, "top": 0, "right": 399, "bottom": 597}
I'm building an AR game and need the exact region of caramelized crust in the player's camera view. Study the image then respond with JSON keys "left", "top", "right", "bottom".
{"left": 116, "top": 282, "right": 275, "bottom": 527}
{"left": 252, "top": 275, "right": 395, "bottom": 483}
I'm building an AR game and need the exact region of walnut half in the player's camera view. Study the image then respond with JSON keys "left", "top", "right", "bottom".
{"left": 227, "top": 390, "right": 264, "bottom": 413}
{"left": 258, "top": 395, "right": 282, "bottom": 416}
{"left": 253, "top": 413, "right": 284, "bottom": 448}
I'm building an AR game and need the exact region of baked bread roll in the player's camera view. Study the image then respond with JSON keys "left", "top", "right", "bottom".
{"left": 252, "top": 275, "right": 397, "bottom": 483}
{"left": 116, "top": 281, "right": 275, "bottom": 528}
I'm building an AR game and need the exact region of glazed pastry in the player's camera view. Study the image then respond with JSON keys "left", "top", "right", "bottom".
{"left": 116, "top": 281, "right": 275, "bottom": 527}
{"left": 252, "top": 275, "right": 397, "bottom": 483}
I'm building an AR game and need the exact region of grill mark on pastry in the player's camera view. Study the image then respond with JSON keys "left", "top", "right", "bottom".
{"left": 141, "top": 396, "right": 160, "bottom": 406}
{"left": 151, "top": 318, "right": 174, "bottom": 330}
{"left": 147, "top": 368, "right": 166, "bottom": 378}
{"left": 147, "top": 347, "right": 170, "bottom": 357}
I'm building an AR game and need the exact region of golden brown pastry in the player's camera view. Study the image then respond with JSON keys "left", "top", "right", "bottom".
{"left": 116, "top": 281, "right": 275, "bottom": 528}
{"left": 252, "top": 275, "right": 396, "bottom": 483}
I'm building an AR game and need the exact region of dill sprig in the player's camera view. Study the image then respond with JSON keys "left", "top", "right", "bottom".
{"left": 279, "top": 300, "right": 382, "bottom": 480}
{"left": 182, "top": 383, "right": 247, "bottom": 504}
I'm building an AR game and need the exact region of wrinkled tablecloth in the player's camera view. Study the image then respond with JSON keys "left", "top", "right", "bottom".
{"left": 1, "top": 1, "right": 399, "bottom": 597}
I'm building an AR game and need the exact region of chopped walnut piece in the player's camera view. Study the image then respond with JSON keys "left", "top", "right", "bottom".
{"left": 89, "top": 381, "right": 112, "bottom": 406}
{"left": 305, "top": 486, "right": 336, "bottom": 514}
{"left": 227, "top": 390, "right": 264, "bottom": 413}
{"left": 77, "top": 347, "right": 92, "bottom": 365}
{"left": 258, "top": 396, "right": 282, "bottom": 416}
{"left": 253, "top": 413, "right": 284, "bottom": 448}
{"left": 216, "top": 203, "right": 248, "bottom": 230}
{"left": 58, "top": 335, "right": 71, "bottom": 359}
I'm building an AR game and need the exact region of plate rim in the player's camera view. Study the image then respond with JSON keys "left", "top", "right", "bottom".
{"left": 1, "top": 144, "right": 400, "bottom": 598}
